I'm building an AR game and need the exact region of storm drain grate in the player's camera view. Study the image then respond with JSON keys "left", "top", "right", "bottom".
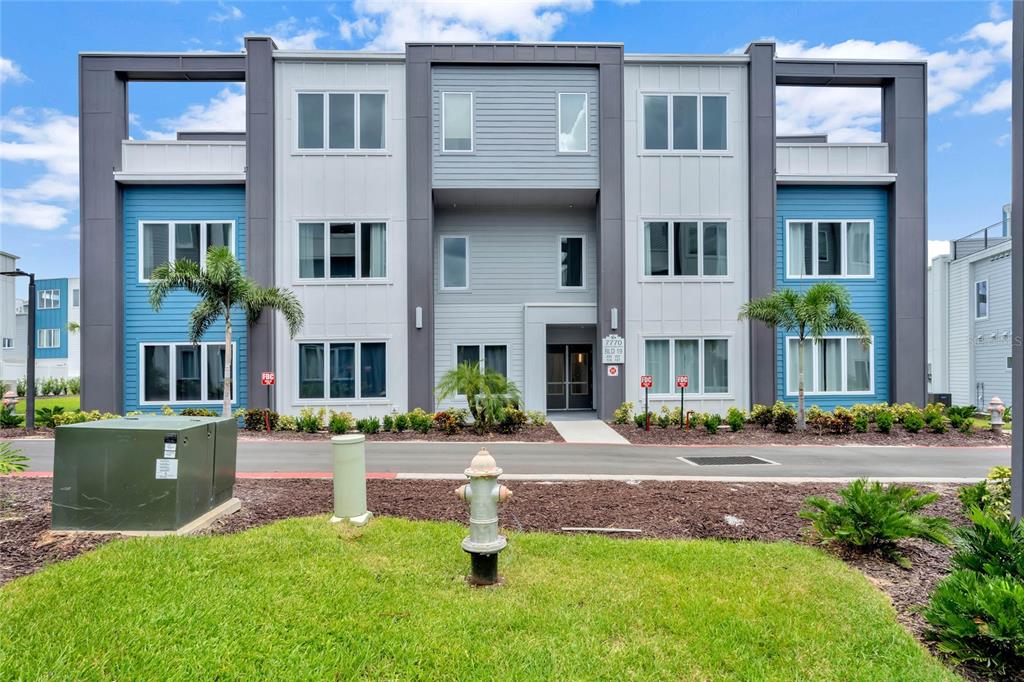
{"left": 677, "top": 455, "right": 779, "bottom": 466}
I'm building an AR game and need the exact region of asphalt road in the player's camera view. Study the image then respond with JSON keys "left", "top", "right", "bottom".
{"left": 7, "top": 437, "right": 1010, "bottom": 481}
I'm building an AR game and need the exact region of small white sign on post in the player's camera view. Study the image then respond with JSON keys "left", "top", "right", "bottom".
{"left": 602, "top": 334, "right": 624, "bottom": 364}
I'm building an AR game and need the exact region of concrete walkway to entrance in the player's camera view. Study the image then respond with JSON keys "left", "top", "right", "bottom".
{"left": 549, "top": 415, "right": 629, "bottom": 444}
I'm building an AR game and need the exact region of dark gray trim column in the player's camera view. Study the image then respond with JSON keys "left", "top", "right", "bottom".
{"left": 78, "top": 58, "right": 126, "bottom": 414}
{"left": 1011, "top": 0, "right": 1023, "bottom": 520}
{"left": 244, "top": 36, "right": 277, "bottom": 409}
{"left": 746, "top": 42, "right": 777, "bottom": 408}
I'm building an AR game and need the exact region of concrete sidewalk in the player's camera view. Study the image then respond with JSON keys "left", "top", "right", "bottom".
{"left": 549, "top": 419, "right": 629, "bottom": 444}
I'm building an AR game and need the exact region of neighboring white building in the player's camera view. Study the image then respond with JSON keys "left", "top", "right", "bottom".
{"left": 0, "top": 252, "right": 19, "bottom": 390}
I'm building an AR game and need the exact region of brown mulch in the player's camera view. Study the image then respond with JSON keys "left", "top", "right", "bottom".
{"left": 239, "top": 424, "right": 562, "bottom": 443}
{"left": 0, "top": 427, "right": 55, "bottom": 439}
{"left": 612, "top": 423, "right": 1009, "bottom": 446}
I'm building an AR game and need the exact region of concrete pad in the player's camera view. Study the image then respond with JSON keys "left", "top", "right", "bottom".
{"left": 50, "top": 497, "right": 242, "bottom": 537}
{"left": 550, "top": 419, "right": 629, "bottom": 445}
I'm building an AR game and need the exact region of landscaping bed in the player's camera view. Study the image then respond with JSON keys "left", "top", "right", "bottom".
{"left": 239, "top": 423, "right": 562, "bottom": 442}
{"left": 612, "top": 422, "right": 1008, "bottom": 446}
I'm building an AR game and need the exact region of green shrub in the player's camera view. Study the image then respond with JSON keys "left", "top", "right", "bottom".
{"left": 297, "top": 407, "right": 325, "bottom": 434}
{"left": 656, "top": 407, "right": 672, "bottom": 429}
{"left": 15, "top": 377, "right": 27, "bottom": 398}
{"left": 806, "top": 405, "right": 829, "bottom": 433}
{"left": 799, "top": 478, "right": 952, "bottom": 566}
{"left": 499, "top": 408, "right": 528, "bottom": 434}
{"left": 726, "top": 407, "right": 745, "bottom": 432}
{"left": 382, "top": 414, "right": 394, "bottom": 432}
{"left": 0, "top": 442, "right": 29, "bottom": 475}
{"left": 923, "top": 402, "right": 945, "bottom": 422}
{"left": 180, "top": 408, "right": 219, "bottom": 417}
{"left": 750, "top": 403, "right": 774, "bottom": 428}
{"left": 958, "top": 419, "right": 973, "bottom": 435}
{"left": 958, "top": 481, "right": 988, "bottom": 514}
{"left": 771, "top": 401, "right": 797, "bottom": 434}
{"left": 612, "top": 402, "right": 634, "bottom": 425}
{"left": 39, "top": 377, "right": 60, "bottom": 396}
{"left": 876, "top": 408, "right": 895, "bottom": 434}
{"left": 244, "top": 409, "right": 278, "bottom": 431}
{"left": 0, "top": 403, "right": 23, "bottom": 429}
{"left": 393, "top": 413, "right": 409, "bottom": 432}
{"left": 946, "top": 405, "right": 976, "bottom": 430}
{"left": 1005, "top": 406, "right": 1012, "bottom": 424}
{"left": 687, "top": 411, "right": 706, "bottom": 429}
{"left": 853, "top": 412, "right": 869, "bottom": 433}
{"left": 704, "top": 413, "right": 722, "bottom": 434}
{"left": 66, "top": 377, "right": 81, "bottom": 395}
{"left": 34, "top": 405, "right": 65, "bottom": 428}
{"left": 926, "top": 413, "right": 948, "bottom": 434}
{"left": 891, "top": 402, "right": 918, "bottom": 423}
{"left": 829, "top": 406, "right": 855, "bottom": 435}
{"left": 901, "top": 408, "right": 925, "bottom": 434}
{"left": 434, "top": 362, "right": 521, "bottom": 432}
{"left": 980, "top": 467, "right": 1013, "bottom": 521}
{"left": 356, "top": 417, "right": 381, "bottom": 435}
{"left": 633, "top": 412, "right": 651, "bottom": 429}
{"left": 407, "top": 408, "right": 432, "bottom": 434}
{"left": 526, "top": 410, "right": 547, "bottom": 427}
{"left": 276, "top": 414, "right": 298, "bottom": 432}
{"left": 951, "top": 507, "right": 1024, "bottom": 579}
{"left": 52, "top": 410, "right": 119, "bottom": 426}
{"left": 329, "top": 411, "right": 354, "bottom": 435}
{"left": 432, "top": 410, "right": 464, "bottom": 435}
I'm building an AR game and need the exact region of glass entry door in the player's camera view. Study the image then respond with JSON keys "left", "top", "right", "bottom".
{"left": 546, "top": 344, "right": 593, "bottom": 411}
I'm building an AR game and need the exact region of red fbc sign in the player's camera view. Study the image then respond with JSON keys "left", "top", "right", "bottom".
{"left": 640, "top": 375, "right": 653, "bottom": 389}
{"left": 676, "top": 375, "right": 689, "bottom": 388}
{"left": 261, "top": 372, "right": 276, "bottom": 386}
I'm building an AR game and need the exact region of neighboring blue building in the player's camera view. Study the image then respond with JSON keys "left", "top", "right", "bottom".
{"left": 33, "top": 276, "right": 81, "bottom": 379}
{"left": 775, "top": 184, "right": 890, "bottom": 409}
{"left": 122, "top": 184, "right": 248, "bottom": 413}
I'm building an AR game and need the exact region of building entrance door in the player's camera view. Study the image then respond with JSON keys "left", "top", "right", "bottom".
{"left": 546, "top": 344, "right": 593, "bottom": 411}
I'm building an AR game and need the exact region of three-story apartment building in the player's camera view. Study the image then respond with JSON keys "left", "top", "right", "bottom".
{"left": 78, "top": 39, "right": 927, "bottom": 419}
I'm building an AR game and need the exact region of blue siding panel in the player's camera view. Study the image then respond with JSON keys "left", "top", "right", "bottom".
{"left": 35, "top": 278, "right": 69, "bottom": 359}
{"left": 123, "top": 186, "right": 248, "bottom": 414}
{"left": 775, "top": 186, "right": 889, "bottom": 409}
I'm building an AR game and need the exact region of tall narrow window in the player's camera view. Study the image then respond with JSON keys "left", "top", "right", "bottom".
{"left": 846, "top": 340, "right": 871, "bottom": 392}
{"left": 702, "top": 95, "right": 727, "bottom": 150}
{"left": 643, "top": 95, "right": 669, "bottom": 150}
{"left": 328, "top": 93, "right": 355, "bottom": 149}
{"left": 816, "top": 222, "right": 841, "bottom": 276}
{"left": 144, "top": 345, "right": 170, "bottom": 402}
{"left": 484, "top": 345, "right": 507, "bottom": 377}
{"left": 703, "top": 339, "right": 729, "bottom": 394}
{"left": 359, "top": 93, "right": 386, "bottom": 150}
{"left": 329, "top": 223, "right": 356, "bottom": 278}
{"left": 644, "top": 222, "right": 669, "bottom": 276}
{"left": 175, "top": 345, "right": 202, "bottom": 402}
{"left": 206, "top": 344, "right": 228, "bottom": 401}
{"left": 817, "top": 338, "right": 843, "bottom": 393}
{"left": 674, "top": 222, "right": 699, "bottom": 276}
{"left": 441, "top": 236, "right": 468, "bottom": 289}
{"left": 846, "top": 222, "right": 871, "bottom": 275}
{"left": 702, "top": 222, "right": 728, "bottom": 276}
{"left": 456, "top": 344, "right": 481, "bottom": 369}
{"left": 174, "top": 223, "right": 201, "bottom": 264}
{"left": 299, "top": 223, "right": 325, "bottom": 278}
{"left": 673, "top": 339, "right": 699, "bottom": 394}
{"left": 560, "top": 236, "right": 584, "bottom": 288}
{"left": 442, "top": 93, "right": 473, "bottom": 152}
{"left": 142, "top": 223, "right": 170, "bottom": 279}
{"left": 976, "top": 280, "right": 989, "bottom": 319}
{"left": 298, "top": 93, "right": 324, "bottom": 149}
{"left": 672, "top": 95, "right": 698, "bottom": 150}
{"left": 644, "top": 339, "right": 670, "bottom": 394}
{"left": 298, "top": 343, "right": 325, "bottom": 399}
{"left": 360, "top": 342, "right": 387, "bottom": 398}
{"left": 72, "top": 288, "right": 80, "bottom": 307}
{"left": 329, "top": 343, "right": 355, "bottom": 399}
{"left": 207, "top": 223, "right": 232, "bottom": 251}
{"left": 786, "top": 339, "right": 814, "bottom": 395}
{"left": 558, "top": 93, "right": 588, "bottom": 152}
{"left": 360, "top": 223, "right": 387, "bottom": 278}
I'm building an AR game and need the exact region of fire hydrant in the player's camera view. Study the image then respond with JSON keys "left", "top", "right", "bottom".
{"left": 988, "top": 396, "right": 1006, "bottom": 435}
{"left": 455, "top": 448, "right": 512, "bottom": 586}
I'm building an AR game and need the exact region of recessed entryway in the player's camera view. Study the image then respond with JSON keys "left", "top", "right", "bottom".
{"left": 546, "top": 343, "right": 593, "bottom": 411}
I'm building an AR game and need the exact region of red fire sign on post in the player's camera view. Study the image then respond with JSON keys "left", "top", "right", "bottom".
{"left": 676, "top": 375, "right": 688, "bottom": 430}
{"left": 260, "top": 372, "right": 276, "bottom": 432}
{"left": 675, "top": 375, "right": 688, "bottom": 389}
{"left": 261, "top": 372, "right": 276, "bottom": 386}
{"left": 640, "top": 375, "right": 653, "bottom": 389}
{"left": 640, "top": 375, "right": 653, "bottom": 431}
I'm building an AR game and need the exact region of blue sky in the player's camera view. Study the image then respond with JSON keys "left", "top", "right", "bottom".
{"left": 0, "top": 0, "right": 1015, "bottom": 287}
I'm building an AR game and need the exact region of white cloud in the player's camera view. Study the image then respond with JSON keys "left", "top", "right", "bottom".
{"left": 337, "top": 0, "right": 593, "bottom": 51}
{"left": 936, "top": 142, "right": 953, "bottom": 152}
{"left": 989, "top": 2, "right": 1007, "bottom": 21}
{"left": 141, "top": 85, "right": 246, "bottom": 139}
{"left": 0, "top": 107, "right": 78, "bottom": 231}
{"left": 996, "top": 132, "right": 1011, "bottom": 146}
{"left": 0, "top": 57, "right": 27, "bottom": 85}
{"left": 971, "top": 79, "right": 1011, "bottom": 113}
{"left": 210, "top": 2, "right": 243, "bottom": 22}
{"left": 928, "top": 240, "right": 951, "bottom": 263}
{"left": 261, "top": 17, "right": 327, "bottom": 50}
{"left": 960, "top": 19, "right": 1012, "bottom": 60}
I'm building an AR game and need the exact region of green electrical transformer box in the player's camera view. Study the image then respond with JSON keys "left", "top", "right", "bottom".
{"left": 51, "top": 416, "right": 237, "bottom": 532}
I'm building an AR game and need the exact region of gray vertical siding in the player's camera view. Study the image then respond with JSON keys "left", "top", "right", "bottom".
{"left": 971, "top": 252, "right": 1014, "bottom": 407}
{"left": 431, "top": 65, "right": 599, "bottom": 188}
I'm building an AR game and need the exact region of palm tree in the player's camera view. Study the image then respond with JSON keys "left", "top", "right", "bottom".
{"left": 739, "top": 282, "right": 871, "bottom": 430}
{"left": 435, "top": 362, "right": 521, "bottom": 431}
{"left": 149, "top": 246, "right": 304, "bottom": 416}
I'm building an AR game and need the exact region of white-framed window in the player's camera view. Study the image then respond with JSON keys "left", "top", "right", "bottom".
{"left": 140, "top": 342, "right": 236, "bottom": 404}
{"left": 785, "top": 336, "right": 873, "bottom": 395}
{"left": 440, "top": 235, "right": 469, "bottom": 290}
{"left": 297, "top": 341, "right": 387, "bottom": 400}
{"left": 559, "top": 235, "right": 585, "bottom": 288}
{"left": 296, "top": 91, "right": 386, "bottom": 151}
{"left": 643, "top": 337, "right": 729, "bottom": 395}
{"left": 642, "top": 220, "right": 728, "bottom": 278}
{"left": 1, "top": 338, "right": 12, "bottom": 349}
{"left": 557, "top": 92, "right": 588, "bottom": 153}
{"left": 442, "top": 92, "right": 473, "bottom": 152}
{"left": 786, "top": 219, "right": 873, "bottom": 279}
{"left": 642, "top": 93, "right": 728, "bottom": 152}
{"left": 37, "top": 289, "right": 60, "bottom": 310}
{"left": 37, "top": 329, "right": 60, "bottom": 349}
{"left": 297, "top": 221, "right": 387, "bottom": 281}
{"left": 455, "top": 343, "right": 508, "bottom": 377}
{"left": 975, "top": 280, "right": 989, "bottom": 319}
{"left": 139, "top": 221, "right": 235, "bottom": 282}
{"left": 1008, "top": 356, "right": 1013, "bottom": 370}
{"left": 72, "top": 288, "right": 80, "bottom": 307}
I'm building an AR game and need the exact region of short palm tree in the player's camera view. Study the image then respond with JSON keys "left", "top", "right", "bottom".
{"left": 739, "top": 282, "right": 871, "bottom": 430}
{"left": 435, "top": 362, "right": 521, "bottom": 431}
{"left": 149, "top": 246, "right": 304, "bottom": 416}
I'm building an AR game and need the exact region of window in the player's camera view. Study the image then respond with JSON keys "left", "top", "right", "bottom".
{"left": 786, "top": 220, "right": 873, "bottom": 278}
{"left": 558, "top": 93, "right": 588, "bottom": 152}
{"left": 38, "top": 289, "right": 60, "bottom": 309}
{"left": 975, "top": 280, "right": 989, "bottom": 319}
{"left": 2, "top": 338, "right": 12, "bottom": 349}
{"left": 644, "top": 338, "right": 729, "bottom": 395}
{"left": 297, "top": 91, "right": 387, "bottom": 151}
{"left": 786, "top": 337, "right": 873, "bottom": 395}
{"left": 297, "top": 222, "right": 387, "bottom": 281}
{"left": 456, "top": 344, "right": 508, "bottom": 377}
{"left": 141, "top": 342, "right": 235, "bottom": 404}
{"left": 37, "top": 329, "right": 60, "bottom": 348}
{"left": 1008, "top": 356, "right": 1013, "bottom": 370}
{"left": 642, "top": 94, "right": 728, "bottom": 152}
{"left": 560, "top": 236, "right": 584, "bottom": 288}
{"left": 297, "top": 341, "right": 387, "bottom": 400}
{"left": 643, "top": 221, "right": 728, "bottom": 277}
{"left": 442, "top": 92, "right": 473, "bottom": 152}
{"left": 72, "top": 288, "right": 80, "bottom": 307}
{"left": 139, "top": 221, "right": 235, "bottom": 281}
{"left": 441, "top": 236, "right": 468, "bottom": 289}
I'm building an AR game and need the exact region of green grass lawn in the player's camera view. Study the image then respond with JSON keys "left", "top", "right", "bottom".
{"left": 0, "top": 517, "right": 956, "bottom": 681}
{"left": 13, "top": 394, "right": 80, "bottom": 415}
{"left": 971, "top": 416, "right": 1011, "bottom": 433}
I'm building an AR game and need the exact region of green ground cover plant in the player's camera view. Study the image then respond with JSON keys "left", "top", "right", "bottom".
{"left": 0, "top": 517, "right": 956, "bottom": 681}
